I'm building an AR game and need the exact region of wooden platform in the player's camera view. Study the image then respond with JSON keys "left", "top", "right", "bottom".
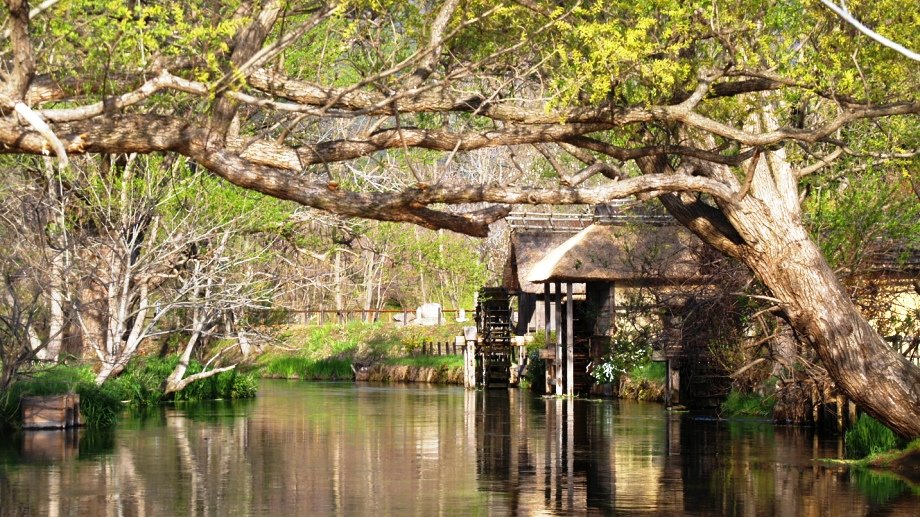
{"left": 22, "top": 394, "right": 82, "bottom": 429}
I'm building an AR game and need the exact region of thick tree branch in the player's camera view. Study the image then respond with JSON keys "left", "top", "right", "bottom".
{"left": 406, "top": 0, "right": 461, "bottom": 87}
{"left": 3, "top": 0, "right": 35, "bottom": 100}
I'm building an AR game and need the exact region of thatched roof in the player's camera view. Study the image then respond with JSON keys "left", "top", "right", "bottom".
{"left": 523, "top": 223, "right": 706, "bottom": 288}
{"left": 504, "top": 231, "right": 587, "bottom": 294}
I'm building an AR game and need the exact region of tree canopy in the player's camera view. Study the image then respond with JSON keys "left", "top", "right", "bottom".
{"left": 1, "top": 1, "right": 919, "bottom": 436}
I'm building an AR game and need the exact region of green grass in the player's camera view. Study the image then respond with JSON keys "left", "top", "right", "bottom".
{"left": 260, "top": 356, "right": 353, "bottom": 380}
{"left": 110, "top": 355, "right": 258, "bottom": 406}
{"left": 628, "top": 361, "right": 666, "bottom": 383}
{"left": 845, "top": 414, "right": 903, "bottom": 459}
{"left": 721, "top": 390, "right": 775, "bottom": 418}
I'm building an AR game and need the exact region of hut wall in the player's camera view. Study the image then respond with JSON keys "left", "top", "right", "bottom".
{"left": 585, "top": 281, "right": 615, "bottom": 336}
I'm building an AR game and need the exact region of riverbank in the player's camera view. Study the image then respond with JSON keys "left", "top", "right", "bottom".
{"left": 258, "top": 322, "right": 466, "bottom": 382}
{"left": 0, "top": 358, "right": 257, "bottom": 430}
{"left": 868, "top": 441, "right": 920, "bottom": 485}
{"left": 261, "top": 323, "right": 669, "bottom": 397}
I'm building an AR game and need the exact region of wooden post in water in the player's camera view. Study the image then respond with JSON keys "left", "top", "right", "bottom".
{"left": 462, "top": 328, "right": 477, "bottom": 389}
{"left": 544, "top": 282, "right": 553, "bottom": 393}
{"left": 565, "top": 282, "right": 574, "bottom": 396}
{"left": 555, "top": 281, "right": 564, "bottom": 396}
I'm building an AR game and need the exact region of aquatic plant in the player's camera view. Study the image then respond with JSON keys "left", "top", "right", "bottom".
{"left": 260, "top": 356, "right": 354, "bottom": 380}
{"left": 113, "top": 355, "right": 259, "bottom": 405}
{"left": 845, "top": 414, "right": 901, "bottom": 459}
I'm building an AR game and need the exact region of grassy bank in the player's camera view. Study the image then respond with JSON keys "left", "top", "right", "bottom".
{"left": 721, "top": 390, "right": 776, "bottom": 418}
{"left": 258, "top": 322, "right": 467, "bottom": 381}
{"left": 0, "top": 357, "right": 257, "bottom": 430}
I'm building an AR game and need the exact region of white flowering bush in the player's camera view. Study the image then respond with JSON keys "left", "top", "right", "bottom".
{"left": 589, "top": 327, "right": 654, "bottom": 384}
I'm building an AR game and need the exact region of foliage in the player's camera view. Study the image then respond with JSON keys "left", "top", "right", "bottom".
{"left": 845, "top": 414, "right": 902, "bottom": 459}
{"left": 721, "top": 390, "right": 776, "bottom": 418}
{"left": 804, "top": 167, "right": 920, "bottom": 337}
{"left": 522, "top": 349, "right": 546, "bottom": 392}
{"left": 75, "top": 382, "right": 126, "bottom": 429}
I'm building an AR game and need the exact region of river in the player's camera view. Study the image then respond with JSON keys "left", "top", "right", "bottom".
{"left": 1, "top": 381, "right": 918, "bottom": 515}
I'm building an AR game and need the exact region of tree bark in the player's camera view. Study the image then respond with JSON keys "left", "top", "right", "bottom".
{"left": 730, "top": 205, "right": 920, "bottom": 438}
{"left": 649, "top": 145, "right": 920, "bottom": 438}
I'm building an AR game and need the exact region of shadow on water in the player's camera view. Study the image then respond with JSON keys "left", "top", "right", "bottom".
{"left": 0, "top": 381, "right": 917, "bottom": 516}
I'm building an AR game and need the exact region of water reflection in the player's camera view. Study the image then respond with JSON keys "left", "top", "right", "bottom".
{"left": 0, "top": 382, "right": 918, "bottom": 516}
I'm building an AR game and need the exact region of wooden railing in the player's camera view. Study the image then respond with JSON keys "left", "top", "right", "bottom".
{"left": 283, "top": 308, "right": 472, "bottom": 326}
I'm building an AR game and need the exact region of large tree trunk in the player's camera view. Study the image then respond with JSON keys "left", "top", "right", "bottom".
{"left": 730, "top": 203, "right": 920, "bottom": 438}
{"left": 653, "top": 144, "right": 920, "bottom": 438}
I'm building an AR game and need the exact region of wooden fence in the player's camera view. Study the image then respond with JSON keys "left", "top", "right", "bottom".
{"left": 414, "top": 340, "right": 462, "bottom": 356}
{"left": 285, "top": 308, "right": 471, "bottom": 326}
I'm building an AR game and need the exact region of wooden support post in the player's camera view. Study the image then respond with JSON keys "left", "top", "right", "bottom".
{"left": 555, "top": 281, "right": 564, "bottom": 396}
{"left": 565, "top": 282, "right": 574, "bottom": 396}
{"left": 544, "top": 283, "right": 551, "bottom": 343}
{"left": 667, "top": 359, "right": 680, "bottom": 406}
{"left": 664, "top": 359, "right": 672, "bottom": 408}
{"left": 462, "top": 329, "right": 477, "bottom": 389}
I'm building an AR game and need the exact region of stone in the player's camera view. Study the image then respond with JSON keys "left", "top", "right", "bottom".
{"left": 414, "top": 303, "right": 442, "bottom": 325}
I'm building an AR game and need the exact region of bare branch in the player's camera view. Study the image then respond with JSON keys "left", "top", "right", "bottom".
{"left": 12, "top": 101, "right": 67, "bottom": 166}
{"left": 819, "top": 0, "right": 920, "bottom": 61}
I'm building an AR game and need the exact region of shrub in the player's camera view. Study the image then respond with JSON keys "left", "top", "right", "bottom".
{"left": 522, "top": 349, "right": 546, "bottom": 392}
{"left": 845, "top": 414, "right": 901, "bottom": 459}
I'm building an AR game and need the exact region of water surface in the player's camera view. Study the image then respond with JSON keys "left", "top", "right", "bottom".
{"left": 1, "top": 381, "right": 918, "bottom": 515}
